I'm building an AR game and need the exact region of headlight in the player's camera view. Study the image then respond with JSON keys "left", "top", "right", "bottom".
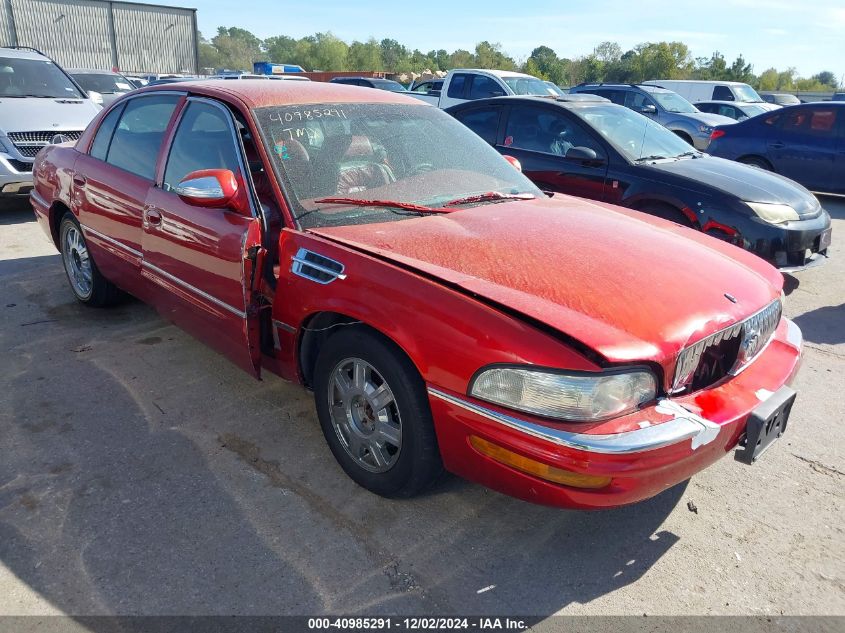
{"left": 469, "top": 366, "right": 657, "bottom": 422}
{"left": 698, "top": 124, "right": 714, "bottom": 135}
{"left": 746, "top": 202, "right": 799, "bottom": 224}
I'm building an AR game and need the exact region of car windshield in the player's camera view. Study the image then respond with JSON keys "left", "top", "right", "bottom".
{"left": 734, "top": 84, "right": 764, "bottom": 102}
{"left": 0, "top": 56, "right": 84, "bottom": 98}
{"left": 72, "top": 72, "right": 133, "bottom": 94}
{"left": 253, "top": 103, "right": 542, "bottom": 228}
{"left": 576, "top": 104, "right": 696, "bottom": 162}
{"left": 373, "top": 80, "right": 407, "bottom": 92}
{"left": 649, "top": 90, "right": 698, "bottom": 113}
{"left": 742, "top": 104, "right": 767, "bottom": 117}
{"left": 502, "top": 76, "right": 552, "bottom": 96}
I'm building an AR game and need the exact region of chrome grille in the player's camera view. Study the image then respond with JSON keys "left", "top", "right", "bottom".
{"left": 672, "top": 299, "right": 783, "bottom": 393}
{"left": 7, "top": 131, "right": 83, "bottom": 157}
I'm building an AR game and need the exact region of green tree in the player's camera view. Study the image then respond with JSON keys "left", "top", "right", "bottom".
{"left": 474, "top": 41, "right": 516, "bottom": 70}
{"left": 197, "top": 31, "right": 221, "bottom": 72}
{"left": 212, "top": 26, "right": 264, "bottom": 71}
{"left": 264, "top": 35, "right": 300, "bottom": 65}
{"left": 347, "top": 38, "right": 382, "bottom": 71}
{"left": 448, "top": 49, "right": 475, "bottom": 68}
{"left": 306, "top": 32, "right": 348, "bottom": 71}
{"left": 380, "top": 38, "right": 409, "bottom": 71}
{"left": 811, "top": 71, "right": 837, "bottom": 88}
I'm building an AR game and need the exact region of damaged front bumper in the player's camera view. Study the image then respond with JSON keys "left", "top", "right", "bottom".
{"left": 429, "top": 318, "right": 803, "bottom": 509}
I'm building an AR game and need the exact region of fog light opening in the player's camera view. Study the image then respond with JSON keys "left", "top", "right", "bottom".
{"left": 469, "top": 435, "right": 612, "bottom": 490}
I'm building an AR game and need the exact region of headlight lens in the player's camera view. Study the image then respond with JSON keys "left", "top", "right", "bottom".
{"left": 698, "top": 124, "right": 714, "bottom": 135}
{"left": 746, "top": 202, "right": 799, "bottom": 224}
{"left": 469, "top": 366, "right": 657, "bottom": 421}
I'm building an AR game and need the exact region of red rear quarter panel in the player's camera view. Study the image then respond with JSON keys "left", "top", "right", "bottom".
{"left": 31, "top": 144, "right": 80, "bottom": 246}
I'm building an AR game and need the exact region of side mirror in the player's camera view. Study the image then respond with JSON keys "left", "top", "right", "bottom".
{"left": 565, "top": 146, "right": 599, "bottom": 161}
{"left": 502, "top": 155, "right": 522, "bottom": 172}
{"left": 174, "top": 169, "right": 246, "bottom": 213}
{"left": 489, "top": 90, "right": 506, "bottom": 98}
{"left": 639, "top": 104, "right": 657, "bottom": 114}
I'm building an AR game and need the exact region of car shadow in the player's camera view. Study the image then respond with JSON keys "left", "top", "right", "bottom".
{"left": 793, "top": 303, "right": 845, "bottom": 345}
{"left": 818, "top": 194, "right": 845, "bottom": 221}
{"left": 0, "top": 197, "right": 34, "bottom": 223}
{"left": 0, "top": 253, "right": 685, "bottom": 621}
{"left": 782, "top": 273, "right": 800, "bottom": 296}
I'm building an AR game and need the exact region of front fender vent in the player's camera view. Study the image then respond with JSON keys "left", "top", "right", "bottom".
{"left": 291, "top": 248, "right": 346, "bottom": 284}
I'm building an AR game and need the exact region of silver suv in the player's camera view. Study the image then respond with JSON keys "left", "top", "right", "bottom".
{"left": 569, "top": 83, "right": 735, "bottom": 150}
{"left": 0, "top": 47, "right": 100, "bottom": 196}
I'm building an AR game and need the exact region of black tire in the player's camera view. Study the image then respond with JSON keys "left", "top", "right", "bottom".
{"left": 738, "top": 156, "right": 773, "bottom": 171}
{"left": 313, "top": 326, "right": 443, "bottom": 498}
{"left": 58, "top": 213, "right": 122, "bottom": 307}
{"left": 638, "top": 202, "right": 696, "bottom": 228}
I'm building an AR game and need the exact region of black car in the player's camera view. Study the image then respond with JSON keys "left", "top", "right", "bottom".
{"left": 329, "top": 77, "right": 407, "bottom": 92}
{"left": 448, "top": 96, "right": 832, "bottom": 270}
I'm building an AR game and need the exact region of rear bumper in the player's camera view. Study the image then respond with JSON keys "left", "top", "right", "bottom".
{"left": 429, "top": 318, "right": 802, "bottom": 509}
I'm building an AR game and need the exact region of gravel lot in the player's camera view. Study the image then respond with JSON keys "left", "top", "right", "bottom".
{"left": 0, "top": 196, "right": 843, "bottom": 618}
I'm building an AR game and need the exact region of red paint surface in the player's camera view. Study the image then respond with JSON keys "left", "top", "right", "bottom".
{"left": 31, "top": 82, "right": 801, "bottom": 509}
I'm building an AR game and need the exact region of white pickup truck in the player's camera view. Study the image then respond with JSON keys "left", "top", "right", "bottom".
{"left": 409, "top": 68, "right": 556, "bottom": 109}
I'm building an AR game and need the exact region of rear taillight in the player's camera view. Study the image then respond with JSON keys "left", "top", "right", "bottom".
{"left": 710, "top": 129, "right": 726, "bottom": 141}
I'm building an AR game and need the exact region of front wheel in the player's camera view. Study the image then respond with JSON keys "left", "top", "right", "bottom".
{"left": 59, "top": 214, "right": 122, "bottom": 307}
{"left": 313, "top": 327, "right": 443, "bottom": 498}
{"left": 738, "top": 156, "right": 773, "bottom": 171}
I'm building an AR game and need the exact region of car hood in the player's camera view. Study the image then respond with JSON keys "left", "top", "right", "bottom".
{"left": 674, "top": 111, "right": 735, "bottom": 126}
{"left": 0, "top": 97, "right": 100, "bottom": 134}
{"left": 645, "top": 155, "right": 820, "bottom": 216}
{"left": 311, "top": 195, "right": 781, "bottom": 366}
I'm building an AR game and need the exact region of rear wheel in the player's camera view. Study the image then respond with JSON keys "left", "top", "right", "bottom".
{"left": 59, "top": 214, "right": 122, "bottom": 307}
{"left": 313, "top": 326, "right": 443, "bottom": 498}
{"left": 738, "top": 156, "right": 773, "bottom": 171}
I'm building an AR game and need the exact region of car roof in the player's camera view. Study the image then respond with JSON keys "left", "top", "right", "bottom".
{"left": 451, "top": 68, "right": 539, "bottom": 79}
{"left": 0, "top": 46, "right": 49, "bottom": 60}
{"left": 698, "top": 100, "right": 760, "bottom": 106}
{"left": 446, "top": 94, "right": 617, "bottom": 111}
{"left": 136, "top": 79, "right": 428, "bottom": 108}
{"left": 575, "top": 83, "right": 671, "bottom": 94}
{"left": 68, "top": 68, "right": 121, "bottom": 75}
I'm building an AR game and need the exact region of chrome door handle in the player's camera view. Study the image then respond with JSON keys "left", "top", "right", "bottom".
{"left": 769, "top": 141, "right": 786, "bottom": 149}
{"left": 72, "top": 175, "right": 86, "bottom": 187}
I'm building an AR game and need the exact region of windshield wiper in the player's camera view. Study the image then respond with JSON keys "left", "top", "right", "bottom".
{"left": 634, "top": 155, "right": 669, "bottom": 163}
{"left": 444, "top": 191, "right": 536, "bottom": 207}
{"left": 675, "top": 150, "right": 700, "bottom": 159}
{"left": 312, "top": 197, "right": 449, "bottom": 215}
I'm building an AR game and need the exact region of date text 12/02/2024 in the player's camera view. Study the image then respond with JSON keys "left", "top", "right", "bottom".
{"left": 307, "top": 617, "right": 529, "bottom": 630}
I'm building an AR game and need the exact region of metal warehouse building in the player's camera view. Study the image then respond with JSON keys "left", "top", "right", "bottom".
{"left": 0, "top": 0, "right": 198, "bottom": 74}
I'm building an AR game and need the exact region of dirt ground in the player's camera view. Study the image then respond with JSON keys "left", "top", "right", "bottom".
{"left": 0, "top": 196, "right": 843, "bottom": 618}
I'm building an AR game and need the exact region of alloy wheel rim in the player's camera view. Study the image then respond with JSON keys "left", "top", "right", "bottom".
{"left": 328, "top": 357, "right": 402, "bottom": 473}
{"left": 62, "top": 225, "right": 93, "bottom": 299}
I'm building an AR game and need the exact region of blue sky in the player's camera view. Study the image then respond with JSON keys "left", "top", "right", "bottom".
{"left": 181, "top": 0, "right": 844, "bottom": 81}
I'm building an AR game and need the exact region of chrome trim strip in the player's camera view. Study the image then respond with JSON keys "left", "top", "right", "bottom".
{"left": 141, "top": 261, "right": 247, "bottom": 319}
{"left": 428, "top": 387, "right": 720, "bottom": 455}
{"left": 291, "top": 255, "right": 347, "bottom": 278}
{"left": 273, "top": 319, "right": 297, "bottom": 334}
{"left": 29, "top": 190, "right": 49, "bottom": 209}
{"left": 82, "top": 224, "right": 142, "bottom": 258}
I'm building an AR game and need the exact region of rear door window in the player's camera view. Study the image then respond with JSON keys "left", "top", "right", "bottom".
{"left": 89, "top": 103, "right": 125, "bottom": 161}
{"left": 454, "top": 107, "right": 500, "bottom": 145}
{"left": 106, "top": 94, "right": 180, "bottom": 180}
{"left": 447, "top": 74, "right": 469, "bottom": 99}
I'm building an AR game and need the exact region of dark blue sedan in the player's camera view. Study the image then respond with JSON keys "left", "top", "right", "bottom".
{"left": 708, "top": 103, "right": 845, "bottom": 195}
{"left": 448, "top": 95, "right": 832, "bottom": 270}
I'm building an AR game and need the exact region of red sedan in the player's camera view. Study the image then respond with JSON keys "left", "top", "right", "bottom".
{"left": 30, "top": 81, "right": 803, "bottom": 509}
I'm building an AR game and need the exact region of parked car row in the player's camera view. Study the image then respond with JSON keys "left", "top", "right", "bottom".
{"left": 30, "top": 79, "right": 807, "bottom": 510}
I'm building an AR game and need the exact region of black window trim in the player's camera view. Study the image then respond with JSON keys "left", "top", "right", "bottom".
{"left": 89, "top": 100, "right": 126, "bottom": 161}
{"left": 160, "top": 95, "right": 258, "bottom": 220}
{"left": 454, "top": 104, "right": 503, "bottom": 146}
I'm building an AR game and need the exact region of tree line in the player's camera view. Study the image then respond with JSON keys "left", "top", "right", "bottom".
{"left": 199, "top": 27, "right": 842, "bottom": 92}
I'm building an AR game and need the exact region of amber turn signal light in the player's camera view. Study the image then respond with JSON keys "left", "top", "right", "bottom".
{"left": 469, "top": 435, "right": 612, "bottom": 490}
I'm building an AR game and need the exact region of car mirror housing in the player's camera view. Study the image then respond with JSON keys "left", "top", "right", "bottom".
{"left": 565, "top": 146, "right": 599, "bottom": 161}
{"left": 640, "top": 104, "right": 657, "bottom": 114}
{"left": 174, "top": 169, "right": 247, "bottom": 214}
